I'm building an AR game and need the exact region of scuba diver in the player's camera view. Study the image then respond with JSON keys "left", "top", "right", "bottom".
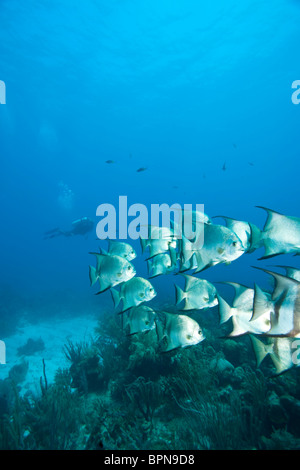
{"left": 44, "top": 217, "right": 94, "bottom": 239}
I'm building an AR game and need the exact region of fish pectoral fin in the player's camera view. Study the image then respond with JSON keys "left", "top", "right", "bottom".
{"left": 95, "top": 285, "right": 112, "bottom": 295}
{"left": 217, "top": 247, "right": 225, "bottom": 255}
{"left": 110, "top": 288, "right": 121, "bottom": 308}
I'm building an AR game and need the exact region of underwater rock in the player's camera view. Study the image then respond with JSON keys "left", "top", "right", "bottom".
{"left": 267, "top": 391, "right": 289, "bottom": 427}
{"left": 261, "top": 429, "right": 300, "bottom": 450}
{"left": 8, "top": 361, "right": 29, "bottom": 384}
{"left": 222, "top": 340, "right": 242, "bottom": 366}
{"left": 17, "top": 337, "right": 45, "bottom": 356}
{"left": 280, "top": 395, "right": 300, "bottom": 418}
{"left": 210, "top": 357, "right": 234, "bottom": 374}
{"left": 230, "top": 366, "right": 246, "bottom": 387}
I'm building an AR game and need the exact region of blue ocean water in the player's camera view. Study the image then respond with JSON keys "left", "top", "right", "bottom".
{"left": 0, "top": 0, "right": 300, "bottom": 450}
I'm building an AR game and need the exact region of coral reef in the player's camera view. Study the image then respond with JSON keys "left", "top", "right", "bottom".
{"left": 17, "top": 338, "right": 45, "bottom": 356}
{"left": 1, "top": 308, "right": 300, "bottom": 450}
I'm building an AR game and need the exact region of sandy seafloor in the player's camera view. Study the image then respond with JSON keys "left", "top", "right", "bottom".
{"left": 0, "top": 312, "right": 99, "bottom": 397}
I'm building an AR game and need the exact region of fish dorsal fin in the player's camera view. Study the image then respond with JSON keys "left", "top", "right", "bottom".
{"left": 257, "top": 206, "right": 287, "bottom": 233}
{"left": 222, "top": 282, "right": 250, "bottom": 307}
{"left": 181, "top": 273, "right": 201, "bottom": 291}
{"left": 213, "top": 216, "right": 249, "bottom": 237}
{"left": 252, "top": 283, "right": 274, "bottom": 322}
{"left": 259, "top": 268, "right": 300, "bottom": 300}
{"left": 273, "top": 265, "right": 300, "bottom": 282}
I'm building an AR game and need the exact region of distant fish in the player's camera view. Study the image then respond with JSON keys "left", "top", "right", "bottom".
{"left": 232, "top": 143, "right": 237, "bottom": 149}
{"left": 222, "top": 162, "right": 227, "bottom": 171}
{"left": 136, "top": 167, "right": 147, "bottom": 172}
{"left": 248, "top": 162, "right": 255, "bottom": 166}
{"left": 105, "top": 160, "right": 115, "bottom": 164}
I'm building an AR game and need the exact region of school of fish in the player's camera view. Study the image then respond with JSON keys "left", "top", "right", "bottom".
{"left": 89, "top": 207, "right": 300, "bottom": 375}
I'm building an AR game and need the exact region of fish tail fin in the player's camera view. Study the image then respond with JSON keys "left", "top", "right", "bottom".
{"left": 252, "top": 284, "right": 273, "bottom": 321}
{"left": 175, "top": 284, "right": 186, "bottom": 306}
{"left": 89, "top": 265, "right": 98, "bottom": 286}
{"left": 110, "top": 288, "right": 121, "bottom": 308}
{"left": 248, "top": 223, "right": 263, "bottom": 253}
{"left": 217, "top": 294, "right": 233, "bottom": 324}
{"left": 249, "top": 335, "right": 269, "bottom": 368}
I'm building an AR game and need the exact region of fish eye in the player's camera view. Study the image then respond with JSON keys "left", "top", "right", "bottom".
{"left": 232, "top": 241, "right": 237, "bottom": 246}
{"left": 145, "top": 320, "right": 149, "bottom": 325}
{"left": 127, "top": 266, "right": 132, "bottom": 270}
{"left": 198, "top": 329, "right": 202, "bottom": 335}
{"left": 150, "top": 287, "right": 154, "bottom": 292}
